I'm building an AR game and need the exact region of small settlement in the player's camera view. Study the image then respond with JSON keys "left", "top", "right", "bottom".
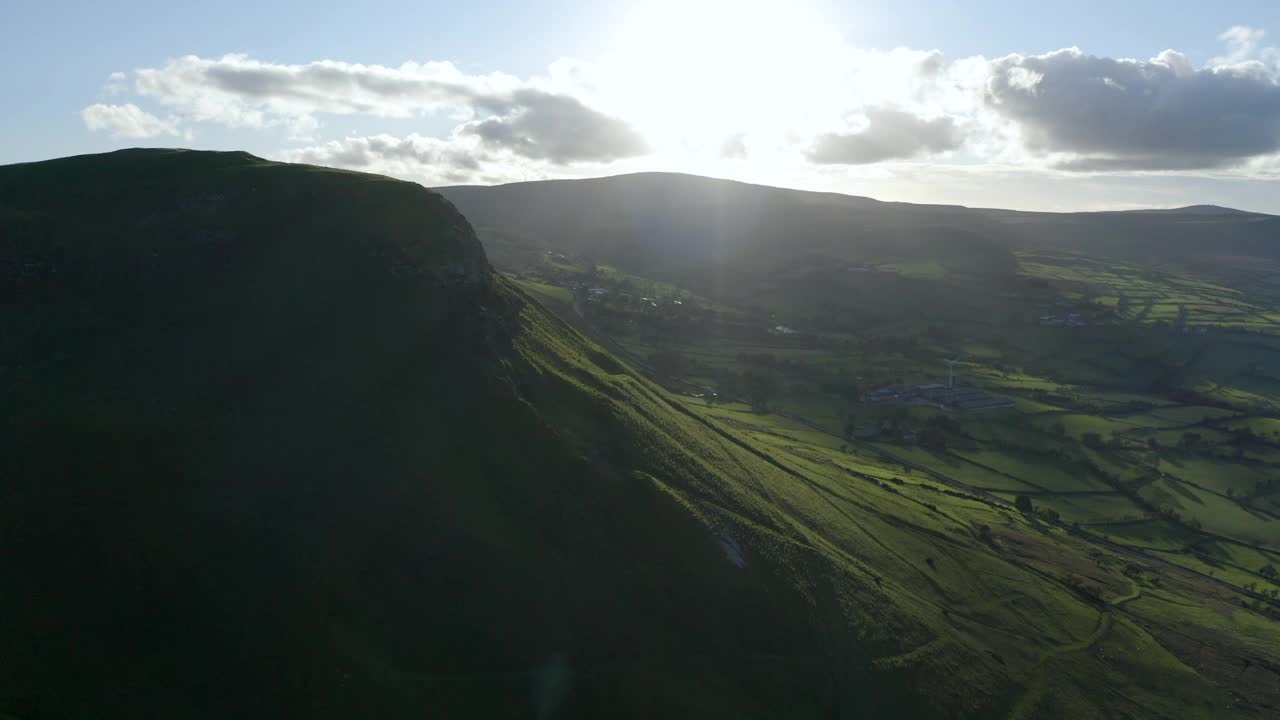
{"left": 867, "top": 380, "right": 1014, "bottom": 412}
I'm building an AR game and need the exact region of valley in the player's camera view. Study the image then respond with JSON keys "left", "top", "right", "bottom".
{"left": 496, "top": 229, "right": 1280, "bottom": 605}
{"left": 445, "top": 172, "right": 1280, "bottom": 716}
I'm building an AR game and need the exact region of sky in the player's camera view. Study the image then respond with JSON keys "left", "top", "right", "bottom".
{"left": 5, "top": 0, "right": 1280, "bottom": 212}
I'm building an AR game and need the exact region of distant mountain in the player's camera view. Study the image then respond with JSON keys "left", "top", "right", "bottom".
{"left": 439, "top": 172, "right": 1022, "bottom": 290}
{"left": 1118, "top": 204, "right": 1262, "bottom": 216}
{"left": 439, "top": 173, "right": 1280, "bottom": 294}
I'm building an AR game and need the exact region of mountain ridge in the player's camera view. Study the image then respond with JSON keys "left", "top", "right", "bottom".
{"left": 438, "top": 170, "right": 1274, "bottom": 218}
{"left": 438, "top": 169, "right": 1280, "bottom": 300}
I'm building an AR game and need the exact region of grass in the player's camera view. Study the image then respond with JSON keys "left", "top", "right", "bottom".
{"left": 1032, "top": 413, "right": 1135, "bottom": 438}
{"left": 1162, "top": 456, "right": 1273, "bottom": 494}
{"left": 1013, "top": 493, "right": 1133, "bottom": 524}
{"left": 524, "top": 237, "right": 1280, "bottom": 604}
{"left": 1144, "top": 478, "right": 1280, "bottom": 546}
{"left": 950, "top": 450, "right": 1112, "bottom": 493}
{"left": 510, "top": 276, "right": 573, "bottom": 304}
{"left": 1088, "top": 519, "right": 1197, "bottom": 550}
{"left": 1018, "top": 252, "right": 1276, "bottom": 333}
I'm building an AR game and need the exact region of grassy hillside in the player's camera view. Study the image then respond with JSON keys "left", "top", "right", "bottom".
{"left": 451, "top": 171, "right": 1280, "bottom": 715}
{"left": 3, "top": 151, "right": 1278, "bottom": 719}
{"left": 438, "top": 172, "right": 1280, "bottom": 295}
{"left": 440, "top": 172, "right": 1021, "bottom": 289}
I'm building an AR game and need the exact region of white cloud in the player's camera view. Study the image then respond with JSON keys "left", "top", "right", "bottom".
{"left": 1214, "top": 26, "right": 1267, "bottom": 66}
{"left": 807, "top": 108, "right": 964, "bottom": 165}
{"left": 280, "top": 134, "right": 481, "bottom": 183}
{"left": 462, "top": 89, "right": 647, "bottom": 163}
{"left": 133, "top": 54, "right": 477, "bottom": 126}
{"left": 87, "top": 24, "right": 1280, "bottom": 187}
{"left": 983, "top": 46, "right": 1280, "bottom": 170}
{"left": 80, "top": 103, "right": 180, "bottom": 138}
{"left": 105, "top": 71, "right": 128, "bottom": 96}
{"left": 124, "top": 54, "right": 645, "bottom": 163}
{"left": 720, "top": 133, "right": 748, "bottom": 160}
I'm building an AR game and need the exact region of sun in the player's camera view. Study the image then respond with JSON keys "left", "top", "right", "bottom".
{"left": 599, "top": 0, "right": 846, "bottom": 165}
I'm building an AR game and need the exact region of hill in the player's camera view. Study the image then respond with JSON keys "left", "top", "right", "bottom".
{"left": 439, "top": 172, "right": 1280, "bottom": 301}
{"left": 3, "top": 151, "right": 1278, "bottom": 719}
{"left": 439, "top": 172, "right": 1021, "bottom": 291}
{"left": 1120, "top": 204, "right": 1261, "bottom": 216}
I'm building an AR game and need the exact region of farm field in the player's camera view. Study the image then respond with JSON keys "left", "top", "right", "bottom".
{"left": 500, "top": 242, "right": 1280, "bottom": 609}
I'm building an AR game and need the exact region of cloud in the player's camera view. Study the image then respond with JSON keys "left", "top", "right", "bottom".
{"left": 720, "top": 133, "right": 747, "bottom": 159}
{"left": 282, "top": 134, "right": 483, "bottom": 182}
{"left": 134, "top": 54, "right": 473, "bottom": 125}
{"left": 806, "top": 108, "right": 963, "bottom": 165}
{"left": 464, "top": 89, "right": 648, "bottom": 163}
{"left": 984, "top": 47, "right": 1280, "bottom": 170}
{"left": 105, "top": 72, "right": 128, "bottom": 96}
{"left": 274, "top": 132, "right": 577, "bottom": 187}
{"left": 1214, "top": 26, "right": 1268, "bottom": 66}
{"left": 81, "top": 103, "right": 179, "bottom": 138}
{"left": 88, "top": 28, "right": 1280, "bottom": 184}
{"left": 126, "top": 54, "right": 646, "bottom": 163}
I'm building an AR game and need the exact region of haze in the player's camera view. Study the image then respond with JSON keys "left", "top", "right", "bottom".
{"left": 4, "top": 0, "right": 1280, "bottom": 211}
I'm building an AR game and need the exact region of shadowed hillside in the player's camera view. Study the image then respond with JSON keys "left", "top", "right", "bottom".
{"left": 2, "top": 152, "right": 1277, "bottom": 719}
{"left": 439, "top": 173, "right": 1280, "bottom": 300}
{"left": 440, "top": 172, "right": 1021, "bottom": 289}
{"left": 0, "top": 151, "right": 932, "bottom": 718}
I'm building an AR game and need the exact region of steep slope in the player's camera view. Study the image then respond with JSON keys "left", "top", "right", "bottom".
{"left": 2, "top": 151, "right": 1274, "bottom": 719}
{"left": 0, "top": 150, "right": 929, "bottom": 718}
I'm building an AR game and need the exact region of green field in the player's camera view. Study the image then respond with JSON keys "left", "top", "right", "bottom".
{"left": 500, "top": 224, "right": 1280, "bottom": 622}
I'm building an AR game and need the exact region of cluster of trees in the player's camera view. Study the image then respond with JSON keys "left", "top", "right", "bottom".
{"left": 1076, "top": 418, "right": 1279, "bottom": 463}
{"left": 729, "top": 351, "right": 882, "bottom": 418}
{"left": 1255, "top": 477, "right": 1279, "bottom": 498}
{"left": 736, "top": 352, "right": 865, "bottom": 403}
{"left": 647, "top": 349, "right": 693, "bottom": 378}
{"left": 1081, "top": 432, "right": 1120, "bottom": 450}
{"left": 1014, "top": 495, "right": 1061, "bottom": 523}
{"left": 918, "top": 415, "right": 963, "bottom": 449}
{"left": 1178, "top": 431, "right": 1206, "bottom": 451}
{"left": 1078, "top": 430, "right": 1156, "bottom": 452}
{"left": 1062, "top": 574, "right": 1105, "bottom": 606}
{"left": 1158, "top": 385, "right": 1234, "bottom": 410}
{"left": 1225, "top": 479, "right": 1278, "bottom": 504}
{"left": 1028, "top": 389, "right": 1091, "bottom": 411}
{"left": 1239, "top": 577, "right": 1280, "bottom": 618}
{"left": 1227, "top": 424, "right": 1280, "bottom": 448}
{"left": 1086, "top": 464, "right": 1207, "bottom": 533}
{"left": 1148, "top": 504, "right": 1202, "bottom": 530}
{"left": 714, "top": 368, "right": 782, "bottom": 412}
